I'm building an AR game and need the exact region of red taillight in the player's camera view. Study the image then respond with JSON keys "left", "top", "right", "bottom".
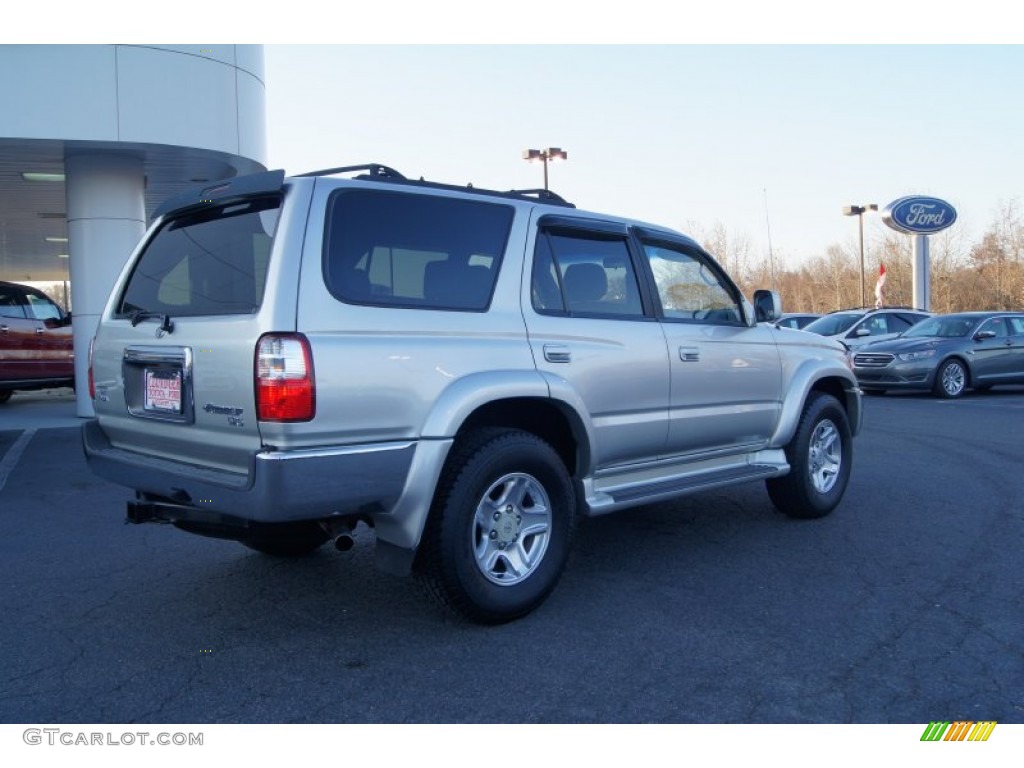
{"left": 88, "top": 337, "right": 95, "bottom": 400}
{"left": 255, "top": 334, "right": 315, "bottom": 422}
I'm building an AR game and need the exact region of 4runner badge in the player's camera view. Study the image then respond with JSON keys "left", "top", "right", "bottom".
{"left": 204, "top": 403, "right": 244, "bottom": 426}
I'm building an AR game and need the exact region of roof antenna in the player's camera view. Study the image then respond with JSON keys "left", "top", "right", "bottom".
{"left": 763, "top": 187, "right": 777, "bottom": 290}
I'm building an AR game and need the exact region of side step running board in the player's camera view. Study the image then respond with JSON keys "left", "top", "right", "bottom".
{"left": 584, "top": 462, "right": 787, "bottom": 517}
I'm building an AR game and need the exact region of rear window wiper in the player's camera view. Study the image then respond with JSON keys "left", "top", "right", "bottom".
{"left": 128, "top": 309, "right": 175, "bottom": 335}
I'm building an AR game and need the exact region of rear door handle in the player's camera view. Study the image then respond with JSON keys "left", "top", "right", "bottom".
{"left": 679, "top": 346, "right": 700, "bottom": 362}
{"left": 543, "top": 344, "right": 571, "bottom": 363}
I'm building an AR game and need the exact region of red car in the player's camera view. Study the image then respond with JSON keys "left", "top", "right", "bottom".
{"left": 0, "top": 281, "right": 74, "bottom": 404}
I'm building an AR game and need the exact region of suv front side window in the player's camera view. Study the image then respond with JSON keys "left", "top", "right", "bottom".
{"left": 641, "top": 242, "right": 742, "bottom": 324}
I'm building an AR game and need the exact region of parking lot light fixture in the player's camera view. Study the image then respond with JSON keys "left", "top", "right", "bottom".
{"left": 843, "top": 203, "right": 878, "bottom": 307}
{"left": 522, "top": 147, "right": 567, "bottom": 190}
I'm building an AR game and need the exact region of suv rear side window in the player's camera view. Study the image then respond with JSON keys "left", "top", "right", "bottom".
{"left": 532, "top": 230, "right": 644, "bottom": 318}
{"left": 118, "top": 197, "right": 279, "bottom": 318}
{"left": 324, "top": 190, "right": 513, "bottom": 311}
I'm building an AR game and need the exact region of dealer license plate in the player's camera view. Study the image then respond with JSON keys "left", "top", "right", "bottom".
{"left": 144, "top": 369, "right": 182, "bottom": 414}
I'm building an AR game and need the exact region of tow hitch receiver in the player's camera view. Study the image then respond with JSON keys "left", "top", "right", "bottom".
{"left": 125, "top": 499, "right": 248, "bottom": 539}
{"left": 126, "top": 499, "right": 168, "bottom": 524}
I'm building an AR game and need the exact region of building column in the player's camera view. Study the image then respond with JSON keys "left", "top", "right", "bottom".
{"left": 65, "top": 154, "right": 146, "bottom": 417}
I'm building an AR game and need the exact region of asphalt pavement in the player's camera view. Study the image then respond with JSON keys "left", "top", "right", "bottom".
{"left": 1, "top": 387, "right": 1022, "bottom": 723}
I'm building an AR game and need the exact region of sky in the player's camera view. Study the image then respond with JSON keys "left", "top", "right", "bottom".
{"left": 262, "top": 43, "right": 1024, "bottom": 272}
{"left": 17, "top": 2, "right": 1023, "bottom": 273}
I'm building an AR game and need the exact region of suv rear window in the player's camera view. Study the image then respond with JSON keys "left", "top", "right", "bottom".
{"left": 117, "top": 197, "right": 280, "bottom": 318}
{"left": 323, "top": 190, "right": 513, "bottom": 311}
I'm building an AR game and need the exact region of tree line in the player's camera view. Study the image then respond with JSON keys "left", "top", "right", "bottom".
{"left": 694, "top": 201, "right": 1024, "bottom": 315}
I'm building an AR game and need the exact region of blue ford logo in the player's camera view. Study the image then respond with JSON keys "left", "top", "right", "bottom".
{"left": 882, "top": 196, "right": 957, "bottom": 234}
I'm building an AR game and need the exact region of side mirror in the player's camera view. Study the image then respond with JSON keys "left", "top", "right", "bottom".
{"left": 854, "top": 327, "right": 872, "bottom": 337}
{"left": 973, "top": 330, "right": 996, "bottom": 340}
{"left": 753, "top": 290, "right": 782, "bottom": 323}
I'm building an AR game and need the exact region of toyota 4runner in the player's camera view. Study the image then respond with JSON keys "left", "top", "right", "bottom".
{"left": 84, "top": 164, "right": 862, "bottom": 623}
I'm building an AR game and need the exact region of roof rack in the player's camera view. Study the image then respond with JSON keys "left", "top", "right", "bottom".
{"left": 505, "top": 188, "right": 572, "bottom": 205}
{"left": 293, "top": 163, "right": 575, "bottom": 208}
{"left": 293, "top": 163, "right": 407, "bottom": 181}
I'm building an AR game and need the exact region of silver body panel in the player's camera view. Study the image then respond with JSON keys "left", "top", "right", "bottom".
{"left": 660, "top": 320, "right": 782, "bottom": 456}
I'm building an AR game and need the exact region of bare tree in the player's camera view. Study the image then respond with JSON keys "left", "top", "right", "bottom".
{"left": 685, "top": 200, "right": 1024, "bottom": 314}
{"left": 698, "top": 222, "right": 753, "bottom": 287}
{"left": 967, "top": 199, "right": 1024, "bottom": 311}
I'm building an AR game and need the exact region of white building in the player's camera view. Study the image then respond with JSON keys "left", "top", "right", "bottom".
{"left": 0, "top": 44, "right": 267, "bottom": 415}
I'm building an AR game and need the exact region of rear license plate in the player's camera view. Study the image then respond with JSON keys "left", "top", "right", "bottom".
{"left": 144, "top": 369, "right": 182, "bottom": 414}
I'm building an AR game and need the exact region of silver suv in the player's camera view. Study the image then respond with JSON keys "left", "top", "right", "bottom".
{"left": 84, "top": 164, "right": 862, "bottom": 623}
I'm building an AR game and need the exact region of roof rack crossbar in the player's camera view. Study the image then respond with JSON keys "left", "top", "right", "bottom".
{"left": 506, "top": 188, "right": 571, "bottom": 205}
{"left": 294, "top": 163, "right": 407, "bottom": 180}
{"left": 291, "top": 164, "right": 575, "bottom": 207}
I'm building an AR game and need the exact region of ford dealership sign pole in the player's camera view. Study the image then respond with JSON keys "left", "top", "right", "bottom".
{"left": 881, "top": 196, "right": 957, "bottom": 311}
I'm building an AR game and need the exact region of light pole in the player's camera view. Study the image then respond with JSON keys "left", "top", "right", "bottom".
{"left": 843, "top": 203, "right": 878, "bottom": 307}
{"left": 522, "top": 147, "right": 567, "bottom": 190}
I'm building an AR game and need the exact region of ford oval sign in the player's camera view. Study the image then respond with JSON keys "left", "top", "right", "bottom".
{"left": 882, "top": 196, "right": 957, "bottom": 235}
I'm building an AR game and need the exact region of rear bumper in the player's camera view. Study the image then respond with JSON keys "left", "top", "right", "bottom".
{"left": 82, "top": 418, "right": 417, "bottom": 524}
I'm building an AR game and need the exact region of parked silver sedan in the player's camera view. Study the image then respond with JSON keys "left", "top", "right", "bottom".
{"left": 852, "top": 311, "right": 1024, "bottom": 398}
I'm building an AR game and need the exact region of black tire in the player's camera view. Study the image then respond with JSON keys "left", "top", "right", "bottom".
{"left": 932, "top": 358, "right": 967, "bottom": 399}
{"left": 417, "top": 428, "right": 575, "bottom": 624}
{"left": 766, "top": 392, "right": 852, "bottom": 519}
{"left": 0, "top": 390, "right": 12, "bottom": 405}
{"left": 241, "top": 521, "right": 329, "bottom": 557}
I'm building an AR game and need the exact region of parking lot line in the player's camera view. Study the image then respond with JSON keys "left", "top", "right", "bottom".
{"left": 0, "top": 428, "right": 36, "bottom": 494}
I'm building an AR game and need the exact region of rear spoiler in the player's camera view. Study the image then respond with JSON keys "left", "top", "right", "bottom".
{"left": 151, "top": 169, "right": 286, "bottom": 221}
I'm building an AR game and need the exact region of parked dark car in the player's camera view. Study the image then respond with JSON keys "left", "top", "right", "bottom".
{"left": 0, "top": 280, "right": 74, "bottom": 403}
{"left": 852, "top": 311, "right": 1024, "bottom": 398}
